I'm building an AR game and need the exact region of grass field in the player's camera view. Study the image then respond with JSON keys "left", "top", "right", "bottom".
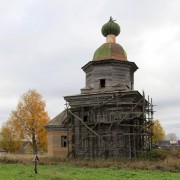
{"left": 0, "top": 164, "right": 180, "bottom": 180}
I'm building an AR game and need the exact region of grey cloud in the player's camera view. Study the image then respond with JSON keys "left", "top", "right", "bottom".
{"left": 0, "top": 0, "right": 180, "bottom": 138}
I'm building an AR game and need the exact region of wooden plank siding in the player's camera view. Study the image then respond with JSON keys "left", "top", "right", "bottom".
{"left": 64, "top": 90, "right": 153, "bottom": 159}
{"left": 81, "top": 59, "right": 138, "bottom": 94}
{"left": 47, "top": 129, "right": 72, "bottom": 157}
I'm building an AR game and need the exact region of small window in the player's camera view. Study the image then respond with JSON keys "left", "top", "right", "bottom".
{"left": 100, "top": 79, "right": 106, "bottom": 88}
{"left": 61, "top": 136, "right": 67, "bottom": 147}
{"left": 83, "top": 115, "right": 88, "bottom": 122}
{"left": 131, "top": 82, "right": 133, "bottom": 90}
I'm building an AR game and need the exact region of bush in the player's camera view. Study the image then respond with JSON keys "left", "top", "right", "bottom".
{"left": 138, "top": 149, "right": 167, "bottom": 161}
{"left": 169, "top": 148, "right": 180, "bottom": 158}
{"left": 0, "top": 157, "right": 21, "bottom": 164}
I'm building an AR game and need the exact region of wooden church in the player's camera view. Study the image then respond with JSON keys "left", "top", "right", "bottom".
{"left": 45, "top": 17, "right": 154, "bottom": 159}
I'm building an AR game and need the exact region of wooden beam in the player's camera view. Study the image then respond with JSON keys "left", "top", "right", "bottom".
{"left": 68, "top": 111, "right": 99, "bottom": 137}
{"left": 117, "top": 98, "right": 143, "bottom": 125}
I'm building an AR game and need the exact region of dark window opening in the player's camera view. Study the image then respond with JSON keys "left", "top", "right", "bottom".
{"left": 83, "top": 115, "right": 88, "bottom": 122}
{"left": 131, "top": 82, "right": 133, "bottom": 90}
{"left": 100, "top": 79, "right": 106, "bottom": 88}
{"left": 61, "top": 136, "right": 67, "bottom": 147}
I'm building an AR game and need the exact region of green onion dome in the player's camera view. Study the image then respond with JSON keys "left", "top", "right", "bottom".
{"left": 101, "top": 17, "right": 120, "bottom": 37}
{"left": 92, "top": 17, "right": 127, "bottom": 61}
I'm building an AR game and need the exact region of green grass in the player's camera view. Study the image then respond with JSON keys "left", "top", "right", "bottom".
{"left": 0, "top": 164, "right": 180, "bottom": 180}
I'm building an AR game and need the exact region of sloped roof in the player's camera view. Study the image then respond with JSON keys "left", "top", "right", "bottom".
{"left": 45, "top": 110, "right": 68, "bottom": 128}
{"left": 0, "top": 147, "right": 6, "bottom": 152}
{"left": 93, "top": 43, "right": 127, "bottom": 61}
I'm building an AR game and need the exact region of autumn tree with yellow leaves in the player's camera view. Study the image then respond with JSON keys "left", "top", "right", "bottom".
{"left": 10, "top": 90, "right": 50, "bottom": 154}
{"left": 152, "top": 120, "right": 165, "bottom": 144}
{"left": 0, "top": 119, "right": 22, "bottom": 152}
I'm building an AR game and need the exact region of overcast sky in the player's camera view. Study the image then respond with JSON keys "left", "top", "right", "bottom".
{"left": 0, "top": 0, "right": 180, "bottom": 139}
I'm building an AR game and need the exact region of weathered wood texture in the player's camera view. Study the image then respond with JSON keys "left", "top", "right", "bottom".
{"left": 46, "top": 58, "right": 153, "bottom": 159}
{"left": 64, "top": 90, "right": 153, "bottom": 159}
{"left": 81, "top": 60, "right": 137, "bottom": 94}
{"left": 47, "top": 129, "right": 72, "bottom": 157}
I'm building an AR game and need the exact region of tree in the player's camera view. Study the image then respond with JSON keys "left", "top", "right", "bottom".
{"left": 166, "top": 133, "right": 177, "bottom": 141}
{"left": 0, "top": 119, "right": 22, "bottom": 152}
{"left": 11, "top": 90, "right": 50, "bottom": 154}
{"left": 152, "top": 120, "right": 165, "bottom": 144}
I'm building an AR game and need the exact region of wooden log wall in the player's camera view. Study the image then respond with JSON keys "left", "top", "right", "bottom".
{"left": 65, "top": 91, "right": 153, "bottom": 159}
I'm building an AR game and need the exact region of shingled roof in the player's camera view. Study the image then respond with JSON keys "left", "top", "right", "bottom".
{"left": 45, "top": 110, "right": 68, "bottom": 128}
